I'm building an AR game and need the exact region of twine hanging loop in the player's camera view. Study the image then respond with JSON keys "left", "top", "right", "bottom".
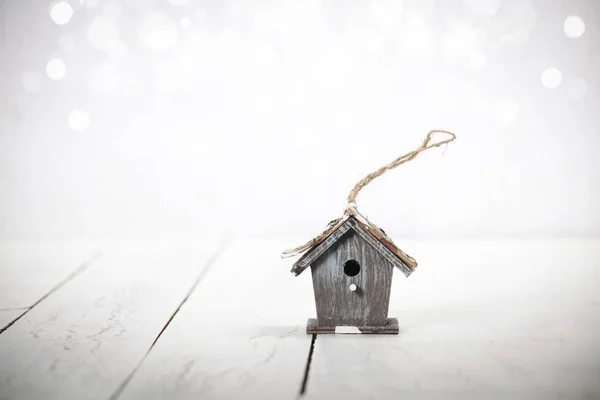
{"left": 281, "top": 129, "right": 457, "bottom": 259}
{"left": 346, "top": 129, "right": 456, "bottom": 207}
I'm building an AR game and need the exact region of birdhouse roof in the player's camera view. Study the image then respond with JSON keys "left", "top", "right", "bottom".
{"left": 291, "top": 211, "right": 417, "bottom": 277}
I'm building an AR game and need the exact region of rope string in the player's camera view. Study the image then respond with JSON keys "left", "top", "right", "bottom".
{"left": 347, "top": 129, "right": 456, "bottom": 206}
{"left": 281, "top": 129, "right": 457, "bottom": 259}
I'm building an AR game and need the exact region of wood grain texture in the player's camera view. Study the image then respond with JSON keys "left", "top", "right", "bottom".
{"left": 117, "top": 239, "right": 315, "bottom": 400}
{"left": 1, "top": 238, "right": 597, "bottom": 399}
{"left": 306, "top": 318, "right": 399, "bottom": 334}
{"left": 347, "top": 218, "right": 412, "bottom": 276}
{"left": 292, "top": 221, "right": 352, "bottom": 276}
{"left": 292, "top": 217, "right": 412, "bottom": 277}
{"left": 305, "top": 239, "right": 600, "bottom": 399}
{"left": 311, "top": 229, "right": 394, "bottom": 327}
{"left": 349, "top": 212, "right": 417, "bottom": 271}
{"left": 0, "top": 241, "right": 219, "bottom": 400}
{"left": 0, "top": 241, "right": 99, "bottom": 309}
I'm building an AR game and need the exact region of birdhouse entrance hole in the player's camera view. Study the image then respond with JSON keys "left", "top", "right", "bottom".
{"left": 343, "top": 259, "right": 360, "bottom": 277}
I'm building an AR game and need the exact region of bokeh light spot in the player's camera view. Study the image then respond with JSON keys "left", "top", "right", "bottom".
{"left": 469, "top": 52, "right": 487, "bottom": 70}
{"left": 180, "top": 17, "right": 191, "bottom": 29}
{"left": 564, "top": 16, "right": 585, "bottom": 38}
{"left": 193, "top": 9, "right": 207, "bottom": 21}
{"left": 370, "top": 0, "right": 403, "bottom": 31}
{"left": 68, "top": 110, "right": 91, "bottom": 131}
{"left": 22, "top": 71, "right": 42, "bottom": 93}
{"left": 463, "top": 0, "right": 500, "bottom": 16}
{"left": 470, "top": 91, "right": 490, "bottom": 115}
{"left": 367, "top": 35, "right": 385, "bottom": 54}
{"left": 88, "top": 15, "right": 120, "bottom": 53}
{"left": 79, "top": 0, "right": 99, "bottom": 7}
{"left": 503, "top": 3, "right": 537, "bottom": 33}
{"left": 567, "top": 78, "right": 587, "bottom": 100}
{"left": 141, "top": 13, "right": 178, "bottom": 51}
{"left": 103, "top": 1, "right": 122, "bottom": 18}
{"left": 401, "top": 14, "right": 434, "bottom": 59}
{"left": 442, "top": 25, "right": 481, "bottom": 61}
{"left": 541, "top": 67, "right": 562, "bottom": 89}
{"left": 253, "top": 9, "right": 281, "bottom": 33}
{"left": 495, "top": 101, "right": 519, "bottom": 125}
{"left": 254, "top": 45, "right": 280, "bottom": 69}
{"left": 46, "top": 58, "right": 67, "bottom": 80}
{"left": 107, "top": 41, "right": 128, "bottom": 62}
{"left": 50, "top": 2, "right": 74, "bottom": 25}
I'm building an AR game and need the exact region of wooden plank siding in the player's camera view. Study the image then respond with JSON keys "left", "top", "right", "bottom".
{"left": 310, "top": 229, "right": 395, "bottom": 328}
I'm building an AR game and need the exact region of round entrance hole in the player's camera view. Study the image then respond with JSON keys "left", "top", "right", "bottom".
{"left": 343, "top": 259, "right": 360, "bottom": 277}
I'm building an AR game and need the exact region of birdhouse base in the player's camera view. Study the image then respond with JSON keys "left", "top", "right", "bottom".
{"left": 306, "top": 318, "right": 399, "bottom": 334}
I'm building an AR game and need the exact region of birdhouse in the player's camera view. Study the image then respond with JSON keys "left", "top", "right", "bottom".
{"left": 291, "top": 210, "right": 417, "bottom": 334}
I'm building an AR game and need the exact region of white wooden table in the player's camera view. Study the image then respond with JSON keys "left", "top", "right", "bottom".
{"left": 1, "top": 238, "right": 599, "bottom": 399}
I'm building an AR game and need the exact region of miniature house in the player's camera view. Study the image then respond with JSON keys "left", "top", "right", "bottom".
{"left": 291, "top": 211, "right": 417, "bottom": 334}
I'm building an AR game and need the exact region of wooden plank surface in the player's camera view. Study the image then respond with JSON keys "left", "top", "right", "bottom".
{"left": 304, "top": 239, "right": 600, "bottom": 399}
{"left": 0, "top": 240, "right": 220, "bottom": 400}
{"left": 0, "top": 241, "right": 99, "bottom": 310}
{"left": 116, "top": 239, "right": 315, "bottom": 400}
{"left": 1, "top": 239, "right": 598, "bottom": 399}
{"left": 0, "top": 310, "right": 26, "bottom": 332}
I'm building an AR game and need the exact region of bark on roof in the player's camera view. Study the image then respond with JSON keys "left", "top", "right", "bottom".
{"left": 291, "top": 212, "right": 417, "bottom": 277}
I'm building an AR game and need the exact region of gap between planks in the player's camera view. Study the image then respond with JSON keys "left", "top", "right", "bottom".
{"left": 0, "top": 251, "right": 103, "bottom": 335}
{"left": 299, "top": 334, "right": 317, "bottom": 397}
{"left": 109, "top": 236, "right": 232, "bottom": 400}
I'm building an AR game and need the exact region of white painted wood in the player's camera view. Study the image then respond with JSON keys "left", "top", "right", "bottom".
{"left": 0, "top": 240, "right": 219, "bottom": 400}
{"left": 0, "top": 240, "right": 99, "bottom": 309}
{"left": 306, "top": 239, "right": 600, "bottom": 399}
{"left": 0, "top": 310, "right": 26, "bottom": 331}
{"left": 2, "top": 238, "right": 597, "bottom": 399}
{"left": 118, "top": 239, "right": 315, "bottom": 400}
{"left": 335, "top": 326, "right": 361, "bottom": 334}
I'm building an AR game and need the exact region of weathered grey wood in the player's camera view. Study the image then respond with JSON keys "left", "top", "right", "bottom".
{"left": 117, "top": 239, "right": 315, "bottom": 400}
{"left": 347, "top": 218, "right": 412, "bottom": 276}
{"left": 0, "top": 241, "right": 99, "bottom": 309}
{"left": 306, "top": 318, "right": 399, "bottom": 334}
{"left": 292, "top": 219, "right": 352, "bottom": 276}
{"left": 310, "top": 229, "right": 394, "bottom": 328}
{"left": 292, "top": 217, "right": 411, "bottom": 277}
{"left": 0, "top": 240, "right": 219, "bottom": 400}
{"left": 305, "top": 239, "right": 600, "bottom": 399}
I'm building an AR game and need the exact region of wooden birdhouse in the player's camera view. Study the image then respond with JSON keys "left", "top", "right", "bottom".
{"left": 291, "top": 210, "right": 417, "bottom": 334}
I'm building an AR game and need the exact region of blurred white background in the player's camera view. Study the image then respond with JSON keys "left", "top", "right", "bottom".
{"left": 0, "top": 0, "right": 598, "bottom": 240}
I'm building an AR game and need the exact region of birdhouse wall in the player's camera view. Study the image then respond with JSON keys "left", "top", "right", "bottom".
{"left": 310, "top": 229, "right": 394, "bottom": 327}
